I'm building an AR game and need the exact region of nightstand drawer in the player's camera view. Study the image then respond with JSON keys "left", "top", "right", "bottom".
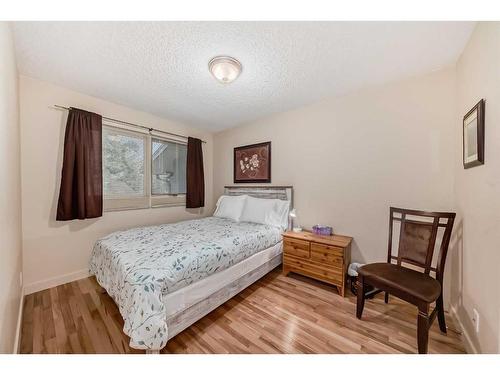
{"left": 310, "top": 243, "right": 344, "bottom": 265}
{"left": 284, "top": 255, "right": 343, "bottom": 284}
{"left": 311, "top": 243, "right": 344, "bottom": 256}
{"left": 283, "top": 238, "right": 310, "bottom": 259}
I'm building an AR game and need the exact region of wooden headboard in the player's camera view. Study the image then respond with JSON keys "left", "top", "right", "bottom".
{"left": 223, "top": 185, "right": 293, "bottom": 211}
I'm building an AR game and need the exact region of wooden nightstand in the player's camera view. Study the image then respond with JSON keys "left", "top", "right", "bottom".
{"left": 282, "top": 231, "right": 352, "bottom": 296}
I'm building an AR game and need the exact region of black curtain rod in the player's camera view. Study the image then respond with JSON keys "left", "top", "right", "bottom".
{"left": 54, "top": 105, "right": 206, "bottom": 144}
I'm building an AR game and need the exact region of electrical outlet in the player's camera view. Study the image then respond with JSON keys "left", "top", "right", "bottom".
{"left": 472, "top": 308, "right": 480, "bottom": 334}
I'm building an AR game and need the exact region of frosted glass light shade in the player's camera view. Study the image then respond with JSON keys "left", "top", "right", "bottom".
{"left": 209, "top": 56, "right": 242, "bottom": 84}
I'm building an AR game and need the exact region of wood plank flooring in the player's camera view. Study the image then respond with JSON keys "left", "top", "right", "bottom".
{"left": 20, "top": 267, "right": 466, "bottom": 354}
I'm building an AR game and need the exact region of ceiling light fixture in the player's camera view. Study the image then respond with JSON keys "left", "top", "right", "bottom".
{"left": 208, "top": 56, "right": 242, "bottom": 84}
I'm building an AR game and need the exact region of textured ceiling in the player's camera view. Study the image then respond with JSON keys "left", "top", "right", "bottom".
{"left": 12, "top": 22, "right": 475, "bottom": 131}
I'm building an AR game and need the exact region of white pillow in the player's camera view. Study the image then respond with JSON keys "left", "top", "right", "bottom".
{"left": 273, "top": 199, "right": 290, "bottom": 229}
{"left": 240, "top": 196, "right": 290, "bottom": 229}
{"left": 240, "top": 196, "right": 276, "bottom": 225}
{"left": 213, "top": 195, "right": 247, "bottom": 222}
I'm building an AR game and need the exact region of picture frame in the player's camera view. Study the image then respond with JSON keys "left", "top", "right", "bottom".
{"left": 463, "top": 99, "right": 485, "bottom": 169}
{"left": 234, "top": 141, "right": 271, "bottom": 183}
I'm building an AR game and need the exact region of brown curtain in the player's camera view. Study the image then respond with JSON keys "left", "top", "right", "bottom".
{"left": 56, "top": 108, "right": 103, "bottom": 221}
{"left": 186, "top": 137, "right": 205, "bottom": 208}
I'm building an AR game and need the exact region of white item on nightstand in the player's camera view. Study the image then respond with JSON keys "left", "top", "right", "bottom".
{"left": 289, "top": 209, "right": 302, "bottom": 232}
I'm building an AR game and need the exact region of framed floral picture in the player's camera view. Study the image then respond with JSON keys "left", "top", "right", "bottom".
{"left": 463, "top": 99, "right": 485, "bottom": 169}
{"left": 234, "top": 142, "right": 271, "bottom": 183}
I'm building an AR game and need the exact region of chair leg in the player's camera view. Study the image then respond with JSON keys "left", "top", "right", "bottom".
{"left": 384, "top": 292, "right": 389, "bottom": 304}
{"left": 356, "top": 276, "right": 366, "bottom": 319}
{"left": 417, "top": 306, "right": 430, "bottom": 354}
{"left": 436, "top": 294, "right": 447, "bottom": 333}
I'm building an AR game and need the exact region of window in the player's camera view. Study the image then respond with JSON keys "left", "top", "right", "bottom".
{"left": 150, "top": 138, "right": 187, "bottom": 207}
{"left": 103, "top": 127, "right": 146, "bottom": 198}
{"left": 102, "top": 124, "right": 187, "bottom": 211}
{"left": 151, "top": 138, "right": 187, "bottom": 195}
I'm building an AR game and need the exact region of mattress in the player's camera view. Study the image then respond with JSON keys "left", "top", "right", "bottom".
{"left": 89, "top": 216, "right": 282, "bottom": 350}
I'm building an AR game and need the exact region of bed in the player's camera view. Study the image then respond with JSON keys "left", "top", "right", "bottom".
{"left": 89, "top": 186, "right": 293, "bottom": 353}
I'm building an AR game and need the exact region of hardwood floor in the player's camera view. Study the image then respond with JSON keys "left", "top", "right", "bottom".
{"left": 20, "top": 267, "right": 466, "bottom": 354}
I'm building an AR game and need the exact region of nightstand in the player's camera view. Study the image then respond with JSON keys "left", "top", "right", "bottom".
{"left": 282, "top": 231, "right": 353, "bottom": 296}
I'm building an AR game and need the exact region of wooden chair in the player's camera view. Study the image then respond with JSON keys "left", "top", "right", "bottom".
{"left": 356, "top": 207, "right": 456, "bottom": 354}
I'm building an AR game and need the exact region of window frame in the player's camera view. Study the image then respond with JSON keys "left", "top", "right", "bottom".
{"left": 150, "top": 136, "right": 187, "bottom": 208}
{"left": 102, "top": 122, "right": 187, "bottom": 212}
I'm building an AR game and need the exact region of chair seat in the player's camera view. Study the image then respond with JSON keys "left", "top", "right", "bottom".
{"left": 358, "top": 263, "right": 441, "bottom": 303}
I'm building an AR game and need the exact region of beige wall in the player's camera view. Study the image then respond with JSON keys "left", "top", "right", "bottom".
{"left": 0, "top": 23, "right": 23, "bottom": 353}
{"left": 20, "top": 76, "right": 214, "bottom": 293}
{"left": 214, "top": 68, "right": 457, "bottom": 304}
{"left": 450, "top": 22, "right": 500, "bottom": 354}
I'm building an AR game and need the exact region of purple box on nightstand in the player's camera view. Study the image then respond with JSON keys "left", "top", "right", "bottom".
{"left": 312, "top": 225, "right": 333, "bottom": 236}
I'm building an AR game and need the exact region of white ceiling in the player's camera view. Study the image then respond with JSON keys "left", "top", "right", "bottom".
{"left": 12, "top": 22, "right": 475, "bottom": 132}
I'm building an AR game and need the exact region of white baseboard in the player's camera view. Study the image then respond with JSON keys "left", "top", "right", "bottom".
{"left": 24, "top": 269, "right": 91, "bottom": 295}
{"left": 13, "top": 287, "right": 24, "bottom": 354}
{"left": 450, "top": 305, "right": 479, "bottom": 354}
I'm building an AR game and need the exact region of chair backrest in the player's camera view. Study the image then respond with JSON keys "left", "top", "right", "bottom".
{"left": 387, "top": 207, "right": 456, "bottom": 284}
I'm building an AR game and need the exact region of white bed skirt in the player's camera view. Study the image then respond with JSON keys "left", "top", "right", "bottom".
{"left": 164, "top": 241, "right": 283, "bottom": 318}
{"left": 164, "top": 242, "right": 283, "bottom": 341}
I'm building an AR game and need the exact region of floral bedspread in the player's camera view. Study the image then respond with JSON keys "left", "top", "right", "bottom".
{"left": 89, "top": 216, "right": 282, "bottom": 350}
